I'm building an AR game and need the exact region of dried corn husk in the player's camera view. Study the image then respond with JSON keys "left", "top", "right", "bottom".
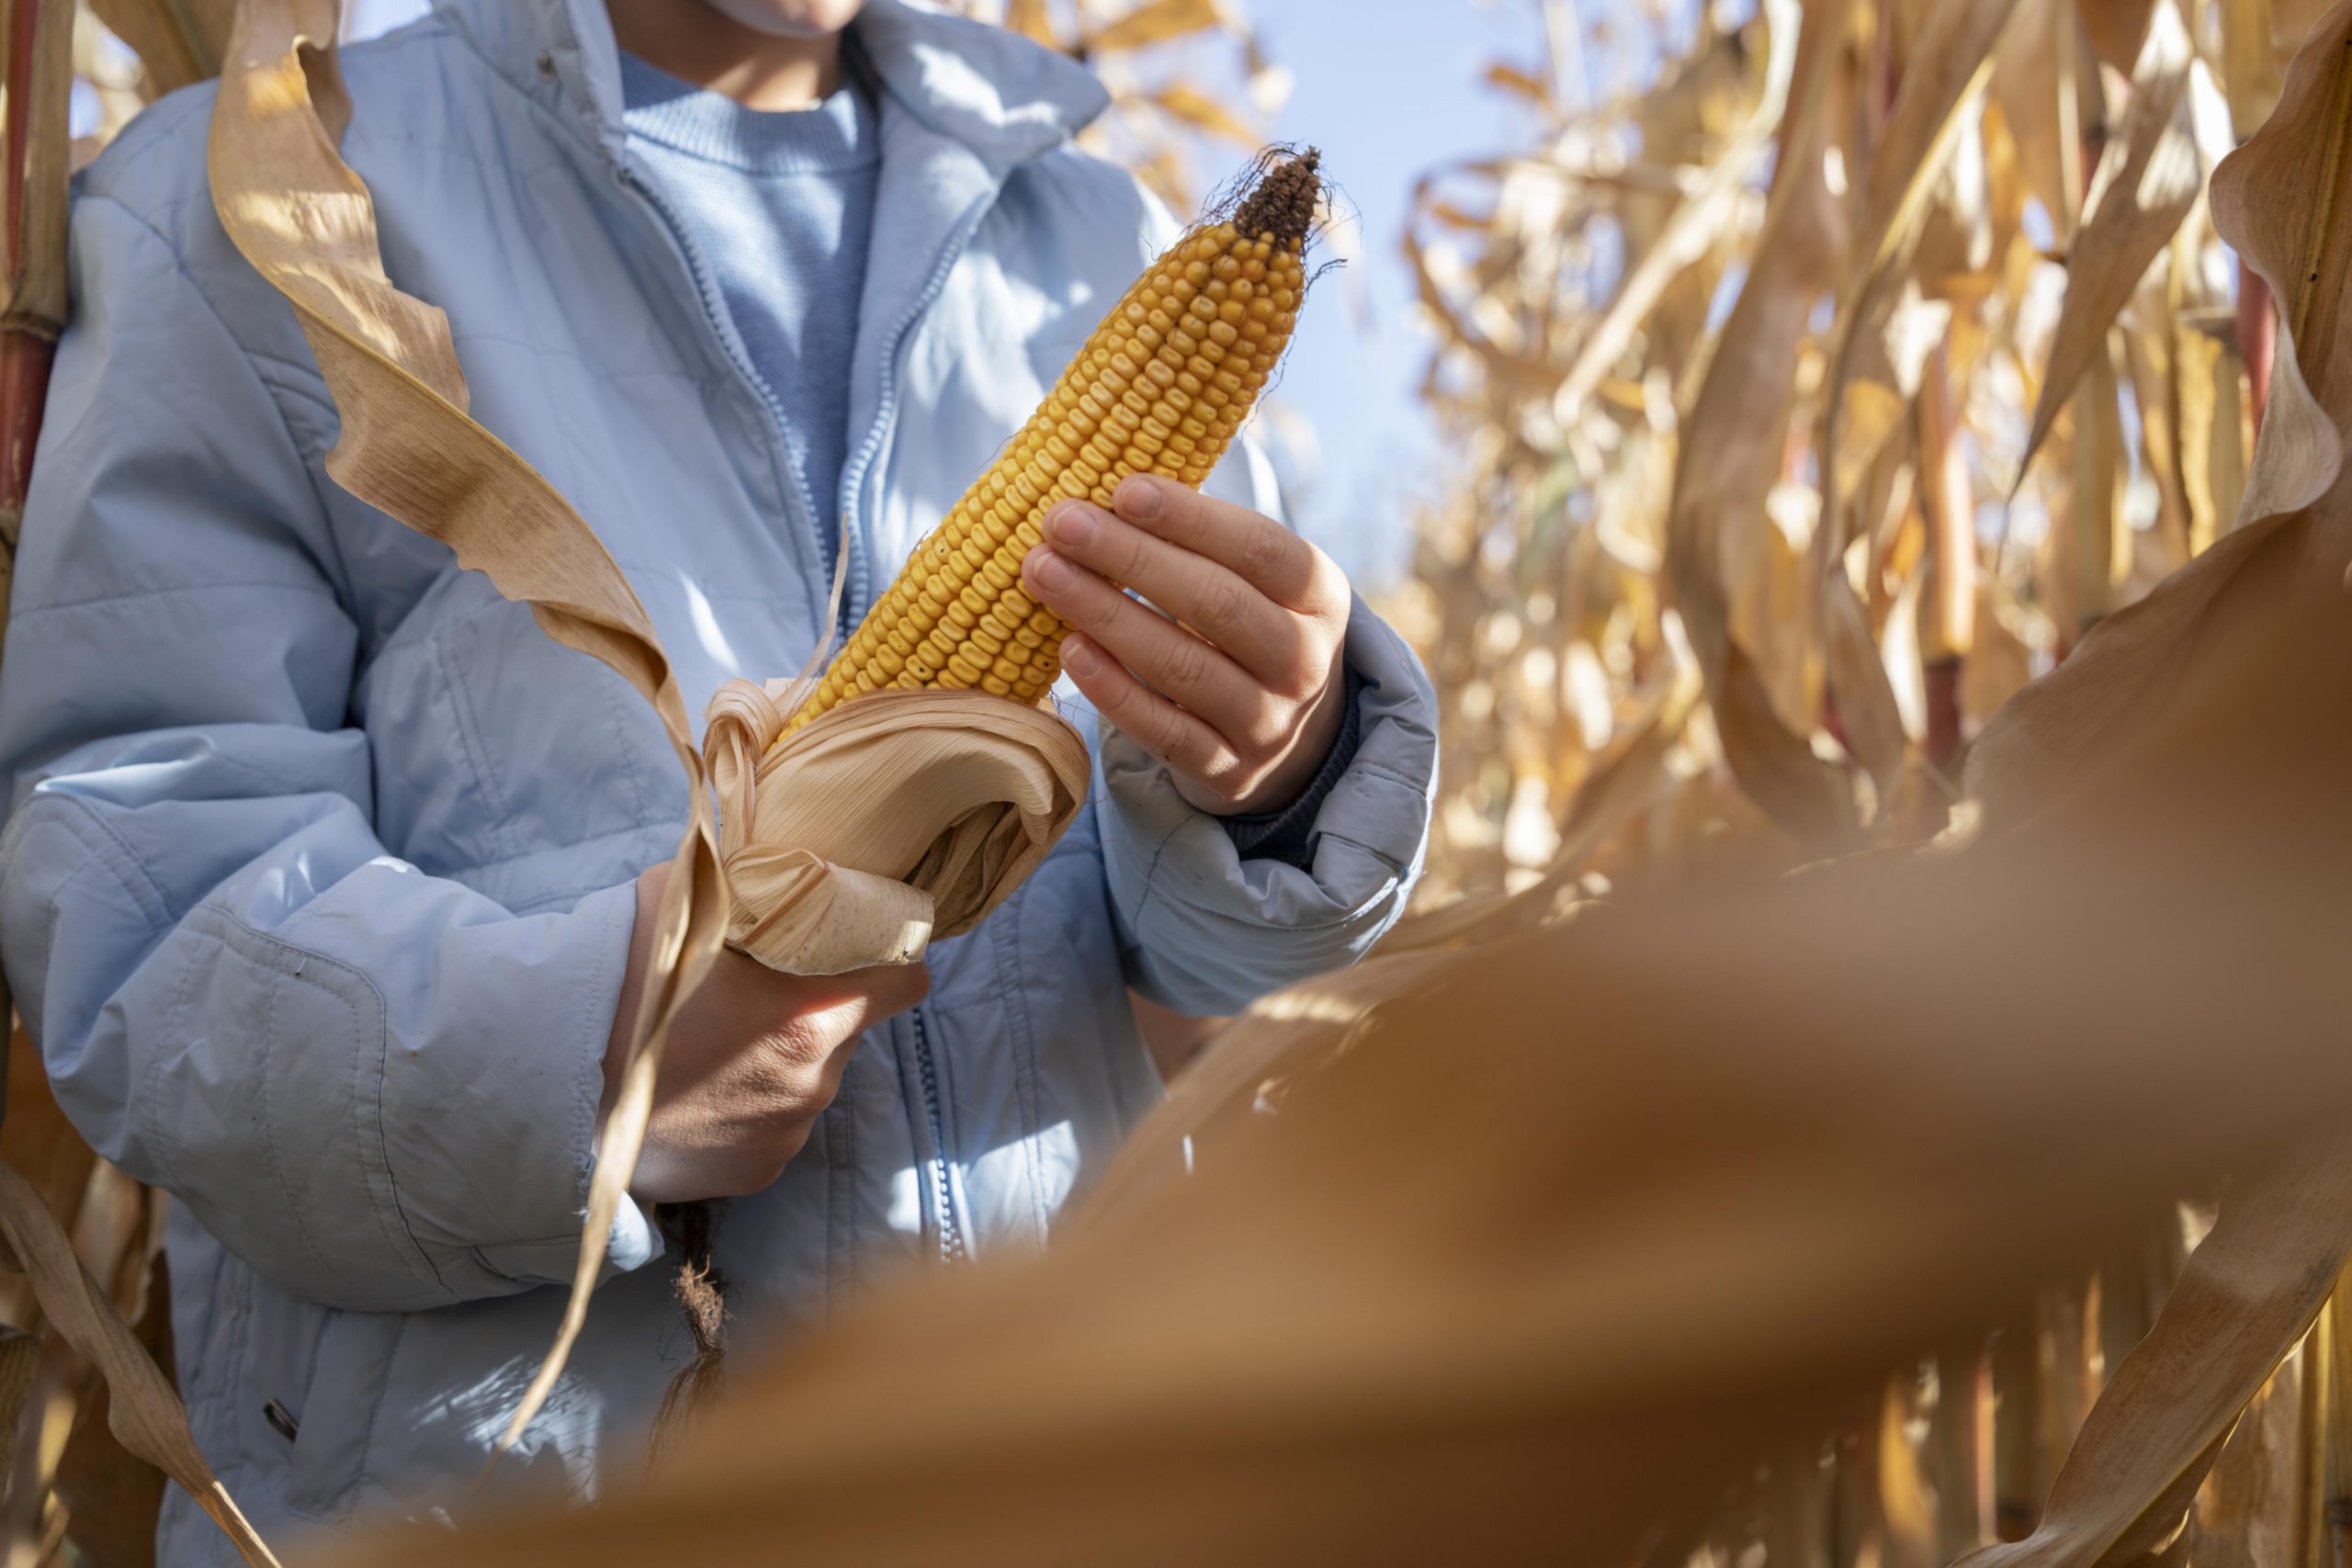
{"left": 705, "top": 681, "right": 1087, "bottom": 975}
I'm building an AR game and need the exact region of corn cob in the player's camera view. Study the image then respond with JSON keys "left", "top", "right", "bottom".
{"left": 777, "top": 149, "right": 1323, "bottom": 740}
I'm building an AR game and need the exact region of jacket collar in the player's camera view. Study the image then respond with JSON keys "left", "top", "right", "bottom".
{"left": 432, "top": 0, "right": 1109, "bottom": 174}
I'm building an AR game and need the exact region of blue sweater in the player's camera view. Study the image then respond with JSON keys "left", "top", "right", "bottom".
{"left": 620, "top": 51, "right": 878, "bottom": 557}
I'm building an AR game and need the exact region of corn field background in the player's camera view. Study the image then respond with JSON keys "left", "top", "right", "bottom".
{"left": 0, "top": 0, "right": 2347, "bottom": 1562}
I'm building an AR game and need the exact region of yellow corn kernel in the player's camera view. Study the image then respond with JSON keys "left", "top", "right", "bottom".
{"left": 777, "top": 150, "right": 1322, "bottom": 740}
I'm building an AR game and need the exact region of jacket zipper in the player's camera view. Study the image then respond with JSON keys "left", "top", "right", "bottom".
{"left": 616, "top": 165, "right": 832, "bottom": 626}
{"left": 625, "top": 161, "right": 1001, "bottom": 1266}
{"left": 836, "top": 192, "right": 997, "bottom": 1267}
{"left": 831, "top": 189, "right": 999, "bottom": 635}
{"left": 908, "top": 1006, "right": 967, "bottom": 1265}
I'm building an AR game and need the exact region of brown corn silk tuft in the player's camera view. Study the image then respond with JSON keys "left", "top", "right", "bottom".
{"left": 777, "top": 148, "right": 1322, "bottom": 737}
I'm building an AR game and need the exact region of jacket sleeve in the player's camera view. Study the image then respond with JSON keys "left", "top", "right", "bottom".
{"left": 1098, "top": 434, "right": 1441, "bottom": 1016}
{"left": 0, "top": 194, "right": 660, "bottom": 1314}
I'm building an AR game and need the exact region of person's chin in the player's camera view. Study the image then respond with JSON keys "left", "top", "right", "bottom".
{"left": 705, "top": 0, "right": 869, "bottom": 38}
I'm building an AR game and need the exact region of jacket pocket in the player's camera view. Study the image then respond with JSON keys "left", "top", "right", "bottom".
{"left": 238, "top": 1273, "right": 404, "bottom": 1521}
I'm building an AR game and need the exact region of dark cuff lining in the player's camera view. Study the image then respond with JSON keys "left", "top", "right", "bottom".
{"left": 1221, "top": 663, "right": 1369, "bottom": 871}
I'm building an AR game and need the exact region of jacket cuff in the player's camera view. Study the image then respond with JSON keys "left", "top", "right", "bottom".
{"left": 467, "top": 877, "right": 661, "bottom": 1288}
{"left": 1100, "top": 597, "right": 1438, "bottom": 1013}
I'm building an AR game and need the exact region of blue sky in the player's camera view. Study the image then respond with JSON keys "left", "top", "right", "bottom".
{"left": 1240, "top": 1, "right": 1546, "bottom": 586}
{"left": 340, "top": 1, "right": 1548, "bottom": 589}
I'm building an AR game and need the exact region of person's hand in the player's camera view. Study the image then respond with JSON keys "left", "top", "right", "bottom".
{"left": 1022, "top": 473, "right": 1351, "bottom": 817}
{"left": 603, "top": 863, "right": 928, "bottom": 1203}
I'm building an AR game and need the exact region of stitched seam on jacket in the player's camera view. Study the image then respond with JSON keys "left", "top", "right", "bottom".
{"left": 437, "top": 19, "right": 616, "bottom": 167}
{"left": 197, "top": 908, "right": 448, "bottom": 1297}
{"left": 8, "top": 578, "right": 341, "bottom": 624}
{"left": 254, "top": 956, "right": 333, "bottom": 1276}
{"left": 1314, "top": 829, "right": 1408, "bottom": 876}
{"left": 69, "top": 194, "right": 356, "bottom": 602}
{"left": 1349, "top": 759, "right": 1433, "bottom": 794}
{"left": 432, "top": 634, "right": 522, "bottom": 865}
{"left": 31, "top": 795, "right": 175, "bottom": 933}
{"left": 141, "top": 934, "right": 207, "bottom": 1201}
{"left": 1126, "top": 813, "right": 1186, "bottom": 930}
{"left": 409, "top": 820, "right": 677, "bottom": 896}
{"left": 1142, "top": 843, "right": 1403, "bottom": 935}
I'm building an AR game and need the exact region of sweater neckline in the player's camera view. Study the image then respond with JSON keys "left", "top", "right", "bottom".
{"left": 617, "top": 50, "right": 878, "bottom": 175}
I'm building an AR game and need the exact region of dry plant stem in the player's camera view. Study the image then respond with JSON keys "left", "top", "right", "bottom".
{"left": 1661, "top": 0, "right": 1854, "bottom": 844}
{"left": 1819, "top": 0, "right": 2025, "bottom": 564}
{"left": 2301, "top": 1315, "right": 2333, "bottom": 1568}
{"left": 2327, "top": 1277, "right": 2352, "bottom": 1568}
{"left": 0, "top": 0, "right": 72, "bottom": 1121}
{"left": 85, "top": 0, "right": 232, "bottom": 97}
{"left": 2014, "top": 0, "right": 2200, "bottom": 489}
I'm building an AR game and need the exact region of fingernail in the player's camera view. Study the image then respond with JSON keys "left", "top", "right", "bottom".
{"left": 1047, "top": 503, "right": 1098, "bottom": 547}
{"left": 1062, "top": 638, "right": 1100, "bottom": 678}
{"left": 1025, "top": 549, "right": 1075, "bottom": 593}
{"left": 1117, "top": 475, "right": 1164, "bottom": 520}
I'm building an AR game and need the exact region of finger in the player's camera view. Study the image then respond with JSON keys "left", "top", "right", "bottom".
{"left": 1040, "top": 500, "right": 1297, "bottom": 682}
{"left": 1058, "top": 632, "right": 1244, "bottom": 787}
{"left": 1112, "top": 474, "right": 1332, "bottom": 612}
{"left": 1021, "top": 548, "right": 1265, "bottom": 738}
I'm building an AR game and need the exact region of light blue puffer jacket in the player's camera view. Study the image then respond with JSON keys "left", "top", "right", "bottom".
{"left": 0, "top": 0, "right": 1436, "bottom": 1558}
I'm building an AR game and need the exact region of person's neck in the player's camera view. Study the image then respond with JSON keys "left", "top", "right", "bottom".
{"left": 606, "top": 0, "right": 846, "bottom": 110}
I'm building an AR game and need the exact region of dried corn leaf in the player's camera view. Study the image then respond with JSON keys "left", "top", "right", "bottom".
{"left": 2080, "top": 0, "right": 2159, "bottom": 71}
{"left": 1823, "top": 0, "right": 2025, "bottom": 539}
{"left": 1952, "top": 1135, "right": 2352, "bottom": 1568}
{"left": 1823, "top": 575, "right": 1908, "bottom": 797}
{"left": 1661, "top": 0, "right": 1852, "bottom": 837}
{"left": 85, "top": 0, "right": 232, "bottom": 97}
{"left": 1851, "top": 0, "right": 2026, "bottom": 293}
{"left": 2016, "top": 0, "right": 2199, "bottom": 488}
{"left": 1146, "top": 81, "right": 1256, "bottom": 145}
{"left": 0, "top": 1163, "right": 272, "bottom": 1563}
{"left": 1004, "top": 0, "right": 1057, "bottom": 46}
{"left": 1083, "top": 0, "right": 1222, "bottom": 53}
{"left": 1988, "top": 0, "right": 2072, "bottom": 231}
{"left": 1090, "top": 658, "right": 1699, "bottom": 1220}
{"left": 1967, "top": 0, "right": 2352, "bottom": 823}
{"left": 1549, "top": 0, "right": 1800, "bottom": 426}
{"left": 1483, "top": 60, "right": 1555, "bottom": 113}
